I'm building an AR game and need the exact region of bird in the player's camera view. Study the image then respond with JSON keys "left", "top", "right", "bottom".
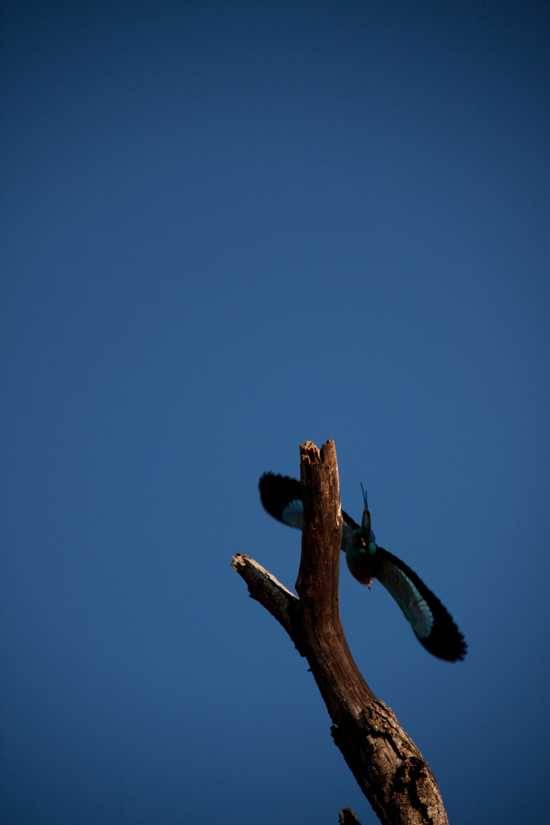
{"left": 258, "top": 472, "right": 467, "bottom": 662}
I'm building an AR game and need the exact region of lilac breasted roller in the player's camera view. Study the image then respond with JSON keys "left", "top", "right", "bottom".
{"left": 259, "top": 472, "right": 467, "bottom": 662}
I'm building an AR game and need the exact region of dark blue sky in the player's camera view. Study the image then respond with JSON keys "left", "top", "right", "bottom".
{"left": 3, "top": 3, "right": 549, "bottom": 823}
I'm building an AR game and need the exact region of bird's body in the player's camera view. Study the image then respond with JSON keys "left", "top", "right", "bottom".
{"left": 259, "top": 472, "right": 467, "bottom": 662}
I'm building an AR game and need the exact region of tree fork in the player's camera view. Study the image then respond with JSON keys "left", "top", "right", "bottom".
{"left": 232, "top": 440, "right": 449, "bottom": 825}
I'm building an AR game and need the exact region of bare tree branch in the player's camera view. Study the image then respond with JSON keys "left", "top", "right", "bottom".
{"left": 231, "top": 554, "right": 297, "bottom": 637}
{"left": 232, "top": 440, "right": 449, "bottom": 824}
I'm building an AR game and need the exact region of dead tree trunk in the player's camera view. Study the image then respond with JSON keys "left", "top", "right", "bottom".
{"left": 232, "top": 440, "right": 450, "bottom": 825}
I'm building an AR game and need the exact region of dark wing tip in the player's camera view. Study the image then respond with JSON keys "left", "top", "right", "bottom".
{"left": 258, "top": 472, "right": 304, "bottom": 525}
{"left": 421, "top": 613, "right": 468, "bottom": 662}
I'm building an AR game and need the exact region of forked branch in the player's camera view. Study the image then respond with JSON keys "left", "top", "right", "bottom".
{"left": 232, "top": 440, "right": 449, "bottom": 825}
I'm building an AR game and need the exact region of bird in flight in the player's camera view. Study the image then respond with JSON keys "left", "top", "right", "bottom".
{"left": 259, "top": 473, "right": 467, "bottom": 662}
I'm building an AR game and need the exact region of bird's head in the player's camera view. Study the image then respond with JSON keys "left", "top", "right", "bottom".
{"left": 359, "top": 482, "right": 377, "bottom": 555}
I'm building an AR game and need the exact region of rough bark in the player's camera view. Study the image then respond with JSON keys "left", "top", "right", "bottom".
{"left": 232, "top": 440, "right": 449, "bottom": 825}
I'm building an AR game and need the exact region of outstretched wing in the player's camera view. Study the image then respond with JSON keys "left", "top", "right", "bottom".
{"left": 375, "top": 547, "right": 467, "bottom": 662}
{"left": 259, "top": 473, "right": 466, "bottom": 661}
{"left": 258, "top": 472, "right": 358, "bottom": 536}
{"left": 259, "top": 473, "right": 305, "bottom": 528}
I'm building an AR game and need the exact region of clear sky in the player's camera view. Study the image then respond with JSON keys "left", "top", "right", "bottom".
{"left": 3, "top": 3, "right": 549, "bottom": 823}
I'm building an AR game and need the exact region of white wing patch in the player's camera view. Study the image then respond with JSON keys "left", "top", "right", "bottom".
{"left": 281, "top": 499, "right": 304, "bottom": 529}
{"left": 380, "top": 565, "right": 433, "bottom": 639}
